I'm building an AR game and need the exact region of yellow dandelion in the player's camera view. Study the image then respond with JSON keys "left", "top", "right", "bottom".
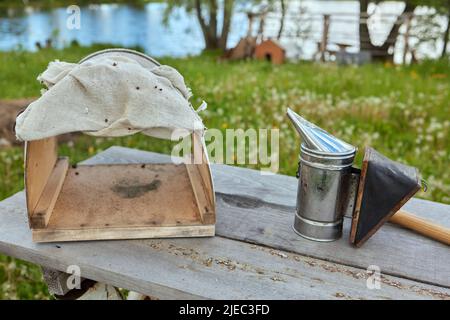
{"left": 430, "top": 73, "right": 447, "bottom": 79}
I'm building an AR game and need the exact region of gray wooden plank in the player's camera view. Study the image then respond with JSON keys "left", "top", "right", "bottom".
{"left": 83, "top": 147, "right": 450, "bottom": 288}
{"left": 0, "top": 192, "right": 448, "bottom": 299}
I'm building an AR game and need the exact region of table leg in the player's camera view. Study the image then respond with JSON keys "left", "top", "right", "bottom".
{"left": 41, "top": 267, "right": 122, "bottom": 300}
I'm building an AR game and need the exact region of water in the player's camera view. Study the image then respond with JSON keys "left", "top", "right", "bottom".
{"left": 0, "top": 1, "right": 446, "bottom": 62}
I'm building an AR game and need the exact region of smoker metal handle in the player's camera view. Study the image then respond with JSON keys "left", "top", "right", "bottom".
{"left": 343, "top": 168, "right": 361, "bottom": 218}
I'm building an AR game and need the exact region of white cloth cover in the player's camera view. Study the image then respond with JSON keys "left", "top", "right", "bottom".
{"left": 15, "top": 55, "right": 204, "bottom": 141}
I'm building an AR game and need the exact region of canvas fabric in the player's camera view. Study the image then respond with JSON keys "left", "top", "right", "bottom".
{"left": 15, "top": 55, "right": 205, "bottom": 141}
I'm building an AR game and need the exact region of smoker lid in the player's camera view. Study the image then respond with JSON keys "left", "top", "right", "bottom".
{"left": 286, "top": 108, "right": 356, "bottom": 155}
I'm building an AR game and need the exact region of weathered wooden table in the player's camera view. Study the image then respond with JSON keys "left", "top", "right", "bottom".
{"left": 0, "top": 147, "right": 449, "bottom": 299}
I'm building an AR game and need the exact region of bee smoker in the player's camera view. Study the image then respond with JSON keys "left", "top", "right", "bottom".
{"left": 287, "top": 108, "right": 358, "bottom": 241}
{"left": 286, "top": 108, "right": 431, "bottom": 246}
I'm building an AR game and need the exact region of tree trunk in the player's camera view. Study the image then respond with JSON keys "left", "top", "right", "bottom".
{"left": 195, "top": 0, "right": 234, "bottom": 51}
{"left": 277, "top": 0, "right": 286, "bottom": 40}
{"left": 257, "top": 12, "right": 267, "bottom": 41}
{"left": 219, "top": 0, "right": 234, "bottom": 50}
{"left": 208, "top": 0, "right": 218, "bottom": 46}
{"left": 195, "top": 0, "right": 215, "bottom": 49}
{"left": 359, "top": 0, "right": 372, "bottom": 51}
{"left": 359, "top": 0, "right": 416, "bottom": 62}
{"left": 442, "top": 7, "right": 450, "bottom": 58}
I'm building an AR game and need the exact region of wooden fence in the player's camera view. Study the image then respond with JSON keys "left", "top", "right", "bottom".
{"left": 252, "top": 10, "right": 442, "bottom": 64}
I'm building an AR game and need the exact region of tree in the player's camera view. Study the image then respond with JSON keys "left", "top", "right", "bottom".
{"left": 360, "top": 0, "right": 450, "bottom": 61}
{"left": 436, "top": 0, "right": 450, "bottom": 57}
{"left": 442, "top": 8, "right": 450, "bottom": 57}
{"left": 359, "top": 0, "right": 417, "bottom": 62}
{"left": 409, "top": 0, "right": 450, "bottom": 58}
{"left": 277, "top": 0, "right": 286, "bottom": 40}
{"left": 165, "top": 0, "right": 234, "bottom": 51}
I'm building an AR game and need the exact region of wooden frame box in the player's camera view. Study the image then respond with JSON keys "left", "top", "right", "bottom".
{"left": 25, "top": 133, "right": 215, "bottom": 242}
{"left": 20, "top": 49, "right": 215, "bottom": 242}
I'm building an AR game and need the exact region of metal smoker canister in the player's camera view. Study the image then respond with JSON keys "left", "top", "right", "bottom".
{"left": 287, "top": 108, "right": 357, "bottom": 242}
{"left": 294, "top": 143, "right": 356, "bottom": 241}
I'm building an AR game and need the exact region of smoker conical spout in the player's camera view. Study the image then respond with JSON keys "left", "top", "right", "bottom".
{"left": 286, "top": 108, "right": 356, "bottom": 153}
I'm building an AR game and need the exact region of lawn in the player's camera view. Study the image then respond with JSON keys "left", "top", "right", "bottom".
{"left": 0, "top": 44, "right": 449, "bottom": 299}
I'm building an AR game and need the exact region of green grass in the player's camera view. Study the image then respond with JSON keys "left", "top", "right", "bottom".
{"left": 0, "top": 44, "right": 449, "bottom": 299}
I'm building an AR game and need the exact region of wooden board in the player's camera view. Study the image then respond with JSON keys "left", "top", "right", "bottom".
{"left": 24, "top": 137, "right": 57, "bottom": 222}
{"left": 33, "top": 163, "right": 214, "bottom": 242}
{"left": 183, "top": 132, "right": 215, "bottom": 224}
{"left": 192, "top": 132, "right": 215, "bottom": 207}
{"left": 186, "top": 164, "right": 215, "bottom": 224}
{"left": 0, "top": 192, "right": 449, "bottom": 300}
{"left": 87, "top": 147, "right": 450, "bottom": 288}
{"left": 33, "top": 225, "right": 215, "bottom": 242}
{"left": 30, "top": 157, "right": 69, "bottom": 229}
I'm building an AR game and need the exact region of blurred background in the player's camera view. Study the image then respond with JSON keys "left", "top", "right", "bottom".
{"left": 1, "top": 0, "right": 450, "bottom": 61}
{"left": 0, "top": 0, "right": 449, "bottom": 299}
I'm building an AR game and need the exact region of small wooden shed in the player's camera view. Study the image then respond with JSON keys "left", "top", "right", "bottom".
{"left": 254, "top": 39, "right": 286, "bottom": 65}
